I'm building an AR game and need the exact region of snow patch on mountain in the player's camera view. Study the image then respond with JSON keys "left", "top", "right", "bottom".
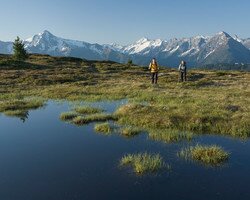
{"left": 1, "top": 30, "right": 250, "bottom": 66}
{"left": 121, "top": 37, "right": 166, "bottom": 54}
{"left": 242, "top": 38, "right": 250, "bottom": 49}
{"left": 103, "top": 43, "right": 124, "bottom": 51}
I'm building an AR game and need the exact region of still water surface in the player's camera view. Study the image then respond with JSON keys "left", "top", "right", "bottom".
{"left": 0, "top": 101, "right": 249, "bottom": 200}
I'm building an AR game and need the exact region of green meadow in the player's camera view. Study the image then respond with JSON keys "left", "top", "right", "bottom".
{"left": 1, "top": 54, "right": 249, "bottom": 138}
{"left": 1, "top": 54, "right": 250, "bottom": 172}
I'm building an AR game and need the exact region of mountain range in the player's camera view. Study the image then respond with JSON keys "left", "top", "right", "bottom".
{"left": 1, "top": 30, "right": 250, "bottom": 67}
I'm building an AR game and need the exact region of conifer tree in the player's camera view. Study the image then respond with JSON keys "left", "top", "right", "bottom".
{"left": 13, "top": 36, "right": 28, "bottom": 61}
{"left": 127, "top": 59, "right": 133, "bottom": 67}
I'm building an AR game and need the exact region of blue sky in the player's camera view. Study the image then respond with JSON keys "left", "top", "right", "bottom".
{"left": 0, "top": 0, "right": 249, "bottom": 44}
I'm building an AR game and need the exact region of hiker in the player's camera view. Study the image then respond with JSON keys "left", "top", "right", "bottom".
{"left": 149, "top": 58, "right": 159, "bottom": 84}
{"left": 178, "top": 60, "right": 187, "bottom": 82}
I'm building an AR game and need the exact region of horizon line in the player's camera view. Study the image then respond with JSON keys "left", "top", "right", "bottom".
{"left": 1, "top": 30, "right": 249, "bottom": 45}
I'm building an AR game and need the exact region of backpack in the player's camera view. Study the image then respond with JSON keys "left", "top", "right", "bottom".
{"left": 179, "top": 62, "right": 186, "bottom": 72}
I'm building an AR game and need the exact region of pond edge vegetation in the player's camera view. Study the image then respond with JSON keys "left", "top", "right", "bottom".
{"left": 120, "top": 152, "right": 169, "bottom": 174}
{"left": 178, "top": 144, "right": 230, "bottom": 166}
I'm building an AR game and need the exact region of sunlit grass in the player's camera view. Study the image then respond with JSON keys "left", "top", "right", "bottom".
{"left": 60, "top": 112, "right": 78, "bottom": 121}
{"left": 178, "top": 144, "right": 229, "bottom": 165}
{"left": 72, "top": 113, "right": 115, "bottom": 125}
{"left": 115, "top": 102, "right": 250, "bottom": 138}
{"left": 120, "top": 153, "right": 166, "bottom": 174}
{"left": 3, "top": 109, "right": 28, "bottom": 117}
{"left": 148, "top": 129, "right": 194, "bottom": 143}
{"left": 74, "top": 106, "right": 103, "bottom": 114}
{"left": 0, "top": 99, "right": 44, "bottom": 112}
{"left": 94, "top": 122, "right": 112, "bottom": 135}
{"left": 120, "top": 126, "right": 142, "bottom": 137}
{"left": 0, "top": 54, "right": 249, "bottom": 139}
{"left": 0, "top": 98, "right": 44, "bottom": 119}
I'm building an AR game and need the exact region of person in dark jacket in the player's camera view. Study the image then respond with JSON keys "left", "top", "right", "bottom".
{"left": 149, "top": 58, "right": 159, "bottom": 84}
{"left": 178, "top": 60, "right": 187, "bottom": 82}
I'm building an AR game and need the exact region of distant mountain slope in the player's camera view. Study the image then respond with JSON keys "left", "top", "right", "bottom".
{"left": 0, "top": 41, "right": 12, "bottom": 54}
{"left": 1, "top": 30, "right": 250, "bottom": 67}
{"left": 198, "top": 32, "right": 250, "bottom": 65}
{"left": 111, "top": 32, "right": 250, "bottom": 66}
{"left": 242, "top": 39, "right": 250, "bottom": 49}
{"left": 23, "top": 30, "right": 129, "bottom": 63}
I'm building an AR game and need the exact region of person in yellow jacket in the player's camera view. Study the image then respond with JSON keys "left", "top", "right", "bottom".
{"left": 149, "top": 58, "right": 159, "bottom": 84}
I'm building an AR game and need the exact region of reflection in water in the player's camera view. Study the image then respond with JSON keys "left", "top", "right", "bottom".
{"left": 1, "top": 110, "right": 30, "bottom": 123}
{"left": 20, "top": 111, "right": 29, "bottom": 123}
{"left": 0, "top": 100, "right": 250, "bottom": 200}
{"left": 0, "top": 98, "right": 45, "bottom": 123}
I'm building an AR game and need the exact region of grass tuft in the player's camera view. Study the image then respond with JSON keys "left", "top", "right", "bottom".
{"left": 120, "top": 153, "right": 166, "bottom": 174}
{"left": 3, "top": 109, "right": 28, "bottom": 117}
{"left": 0, "top": 98, "right": 44, "bottom": 119}
{"left": 72, "top": 113, "right": 115, "bottom": 125}
{"left": 178, "top": 144, "right": 229, "bottom": 165}
{"left": 0, "top": 99, "right": 44, "bottom": 112}
{"left": 115, "top": 102, "right": 250, "bottom": 139}
{"left": 60, "top": 112, "right": 78, "bottom": 121}
{"left": 149, "top": 129, "right": 194, "bottom": 143}
{"left": 120, "top": 126, "right": 142, "bottom": 137}
{"left": 94, "top": 122, "right": 112, "bottom": 134}
{"left": 74, "top": 106, "right": 103, "bottom": 114}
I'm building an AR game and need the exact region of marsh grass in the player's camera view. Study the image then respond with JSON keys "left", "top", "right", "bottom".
{"left": 0, "top": 98, "right": 44, "bottom": 118}
{"left": 148, "top": 129, "right": 194, "bottom": 143}
{"left": 120, "top": 126, "right": 142, "bottom": 137}
{"left": 178, "top": 144, "right": 229, "bottom": 165}
{"left": 94, "top": 122, "right": 112, "bottom": 134}
{"left": 115, "top": 102, "right": 250, "bottom": 139}
{"left": 60, "top": 112, "right": 78, "bottom": 121}
{"left": 74, "top": 106, "right": 103, "bottom": 114}
{"left": 0, "top": 99, "right": 44, "bottom": 112}
{"left": 3, "top": 109, "right": 28, "bottom": 117}
{"left": 72, "top": 113, "right": 115, "bottom": 125}
{"left": 120, "top": 153, "right": 166, "bottom": 174}
{"left": 1, "top": 54, "right": 249, "bottom": 139}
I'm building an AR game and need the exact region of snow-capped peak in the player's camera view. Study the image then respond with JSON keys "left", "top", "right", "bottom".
{"left": 104, "top": 43, "right": 124, "bottom": 51}
{"left": 37, "top": 30, "right": 55, "bottom": 39}
{"left": 122, "top": 37, "right": 166, "bottom": 54}
{"left": 25, "top": 30, "right": 54, "bottom": 44}
{"left": 1, "top": 30, "right": 250, "bottom": 67}
{"left": 136, "top": 37, "right": 150, "bottom": 44}
{"left": 233, "top": 34, "right": 243, "bottom": 43}
{"left": 40, "top": 30, "right": 55, "bottom": 37}
{"left": 216, "top": 31, "right": 231, "bottom": 38}
{"left": 41, "top": 30, "right": 52, "bottom": 34}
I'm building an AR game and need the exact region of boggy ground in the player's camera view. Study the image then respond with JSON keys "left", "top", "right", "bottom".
{"left": 0, "top": 54, "right": 250, "bottom": 139}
